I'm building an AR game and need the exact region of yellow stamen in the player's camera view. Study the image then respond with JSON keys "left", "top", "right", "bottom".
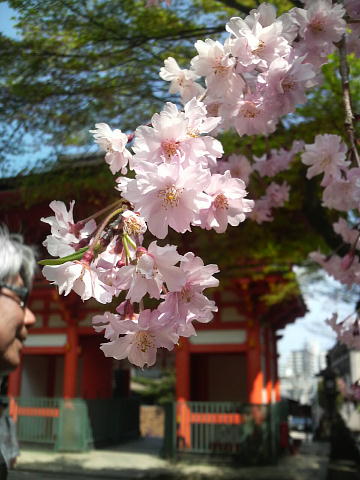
{"left": 252, "top": 40, "right": 265, "bottom": 55}
{"left": 158, "top": 185, "right": 183, "bottom": 208}
{"left": 135, "top": 331, "right": 155, "bottom": 353}
{"left": 214, "top": 193, "right": 229, "bottom": 209}
{"left": 162, "top": 140, "right": 179, "bottom": 158}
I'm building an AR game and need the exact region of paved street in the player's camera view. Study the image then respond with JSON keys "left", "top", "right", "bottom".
{"left": 327, "top": 460, "right": 360, "bottom": 480}
{"left": 6, "top": 439, "right": 331, "bottom": 480}
{"left": 9, "top": 472, "right": 113, "bottom": 480}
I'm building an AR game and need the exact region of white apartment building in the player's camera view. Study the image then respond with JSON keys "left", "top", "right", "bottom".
{"left": 279, "top": 341, "right": 326, "bottom": 404}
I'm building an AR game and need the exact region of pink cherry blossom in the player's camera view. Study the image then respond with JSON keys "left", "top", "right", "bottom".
{"left": 92, "top": 301, "right": 137, "bottom": 341}
{"left": 158, "top": 251, "right": 219, "bottom": 331}
{"left": 226, "top": 13, "right": 290, "bottom": 68}
{"left": 159, "top": 57, "right": 204, "bottom": 103}
{"left": 309, "top": 251, "right": 360, "bottom": 286}
{"left": 345, "top": 0, "right": 360, "bottom": 19}
{"left": 301, "top": 134, "right": 349, "bottom": 186}
{"left": 42, "top": 261, "right": 113, "bottom": 303}
{"left": 292, "top": 1, "right": 346, "bottom": 45}
{"left": 322, "top": 168, "right": 360, "bottom": 211}
{"left": 190, "top": 39, "right": 243, "bottom": 98}
{"left": 259, "top": 56, "right": 316, "bottom": 116}
{"left": 294, "top": 38, "right": 335, "bottom": 70}
{"left": 265, "top": 182, "right": 290, "bottom": 208}
{"left": 248, "top": 198, "right": 274, "bottom": 224}
{"left": 159, "top": 291, "right": 217, "bottom": 332}
{"left": 247, "top": 3, "right": 278, "bottom": 28}
{"left": 196, "top": 170, "right": 254, "bottom": 233}
{"left": 114, "top": 242, "right": 185, "bottom": 303}
{"left": 41, "top": 200, "right": 96, "bottom": 257}
{"left": 89, "top": 123, "right": 132, "bottom": 174}
{"left": 95, "top": 234, "right": 140, "bottom": 297}
{"left": 333, "top": 218, "right": 359, "bottom": 247}
{"left": 217, "top": 154, "right": 253, "bottom": 184}
{"left": 121, "top": 210, "right": 147, "bottom": 236}
{"left": 182, "top": 98, "right": 223, "bottom": 168}
{"left": 326, "top": 312, "right": 360, "bottom": 350}
{"left": 322, "top": 180, "right": 357, "bottom": 211}
{"left": 132, "top": 100, "right": 221, "bottom": 169}
{"left": 277, "top": 11, "right": 301, "bottom": 43}
{"left": 39, "top": 0, "right": 360, "bottom": 368}
{"left": 252, "top": 143, "right": 302, "bottom": 178}
{"left": 92, "top": 311, "right": 121, "bottom": 340}
{"left": 120, "top": 162, "right": 211, "bottom": 239}
{"left": 234, "top": 94, "right": 276, "bottom": 137}
{"left": 100, "top": 309, "right": 179, "bottom": 368}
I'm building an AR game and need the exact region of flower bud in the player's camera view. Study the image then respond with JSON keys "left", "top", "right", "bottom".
{"left": 136, "top": 247, "right": 148, "bottom": 259}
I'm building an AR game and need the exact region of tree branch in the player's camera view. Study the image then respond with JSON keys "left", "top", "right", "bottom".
{"left": 337, "top": 36, "right": 360, "bottom": 167}
{"left": 216, "top": 0, "right": 303, "bottom": 14}
{"left": 213, "top": 0, "right": 251, "bottom": 15}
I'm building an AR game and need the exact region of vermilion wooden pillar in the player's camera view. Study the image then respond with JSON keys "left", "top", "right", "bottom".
{"left": 265, "top": 328, "right": 273, "bottom": 404}
{"left": 273, "top": 334, "right": 280, "bottom": 401}
{"left": 176, "top": 338, "right": 190, "bottom": 401}
{"left": 81, "top": 336, "right": 113, "bottom": 398}
{"left": 247, "top": 322, "right": 263, "bottom": 404}
{"left": 63, "top": 321, "right": 78, "bottom": 398}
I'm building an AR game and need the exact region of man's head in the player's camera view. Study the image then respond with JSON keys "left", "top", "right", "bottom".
{"left": 0, "top": 227, "right": 36, "bottom": 374}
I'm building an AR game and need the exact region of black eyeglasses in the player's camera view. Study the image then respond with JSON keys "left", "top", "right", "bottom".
{"left": 0, "top": 283, "right": 29, "bottom": 309}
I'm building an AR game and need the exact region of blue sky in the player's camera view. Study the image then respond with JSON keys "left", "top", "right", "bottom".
{"left": 0, "top": 1, "right": 356, "bottom": 362}
{"left": 0, "top": 2, "right": 18, "bottom": 38}
{"left": 0, "top": 2, "right": 49, "bottom": 175}
{"left": 277, "top": 271, "right": 355, "bottom": 360}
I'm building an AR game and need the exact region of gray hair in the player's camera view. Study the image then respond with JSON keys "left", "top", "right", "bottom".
{"left": 0, "top": 226, "right": 37, "bottom": 289}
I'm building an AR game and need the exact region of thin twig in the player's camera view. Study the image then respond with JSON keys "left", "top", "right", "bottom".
{"left": 337, "top": 35, "right": 360, "bottom": 167}
{"left": 81, "top": 199, "right": 123, "bottom": 223}
{"left": 89, "top": 203, "right": 127, "bottom": 253}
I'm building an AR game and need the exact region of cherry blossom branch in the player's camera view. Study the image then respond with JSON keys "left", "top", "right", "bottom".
{"left": 337, "top": 35, "right": 360, "bottom": 167}
{"left": 89, "top": 203, "right": 128, "bottom": 254}
{"left": 197, "top": 88, "right": 208, "bottom": 103}
{"left": 344, "top": 17, "right": 360, "bottom": 23}
{"left": 81, "top": 199, "right": 124, "bottom": 224}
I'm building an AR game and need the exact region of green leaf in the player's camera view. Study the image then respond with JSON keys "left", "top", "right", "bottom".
{"left": 38, "top": 246, "right": 89, "bottom": 265}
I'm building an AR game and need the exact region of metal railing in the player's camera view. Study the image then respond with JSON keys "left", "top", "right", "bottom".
{"left": 1, "top": 395, "right": 140, "bottom": 452}
{"left": 174, "top": 400, "right": 287, "bottom": 463}
{"left": 9, "top": 396, "right": 60, "bottom": 447}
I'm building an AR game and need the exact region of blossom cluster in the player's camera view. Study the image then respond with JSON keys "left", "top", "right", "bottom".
{"left": 301, "top": 134, "right": 360, "bottom": 347}
{"left": 326, "top": 312, "right": 360, "bottom": 350}
{"left": 40, "top": 0, "right": 360, "bottom": 364}
{"left": 160, "top": 1, "right": 349, "bottom": 137}
{"left": 301, "top": 134, "right": 360, "bottom": 287}
{"left": 41, "top": 200, "right": 221, "bottom": 367}
{"left": 41, "top": 98, "right": 253, "bottom": 367}
{"left": 214, "top": 140, "right": 303, "bottom": 223}
{"left": 116, "top": 99, "right": 253, "bottom": 238}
